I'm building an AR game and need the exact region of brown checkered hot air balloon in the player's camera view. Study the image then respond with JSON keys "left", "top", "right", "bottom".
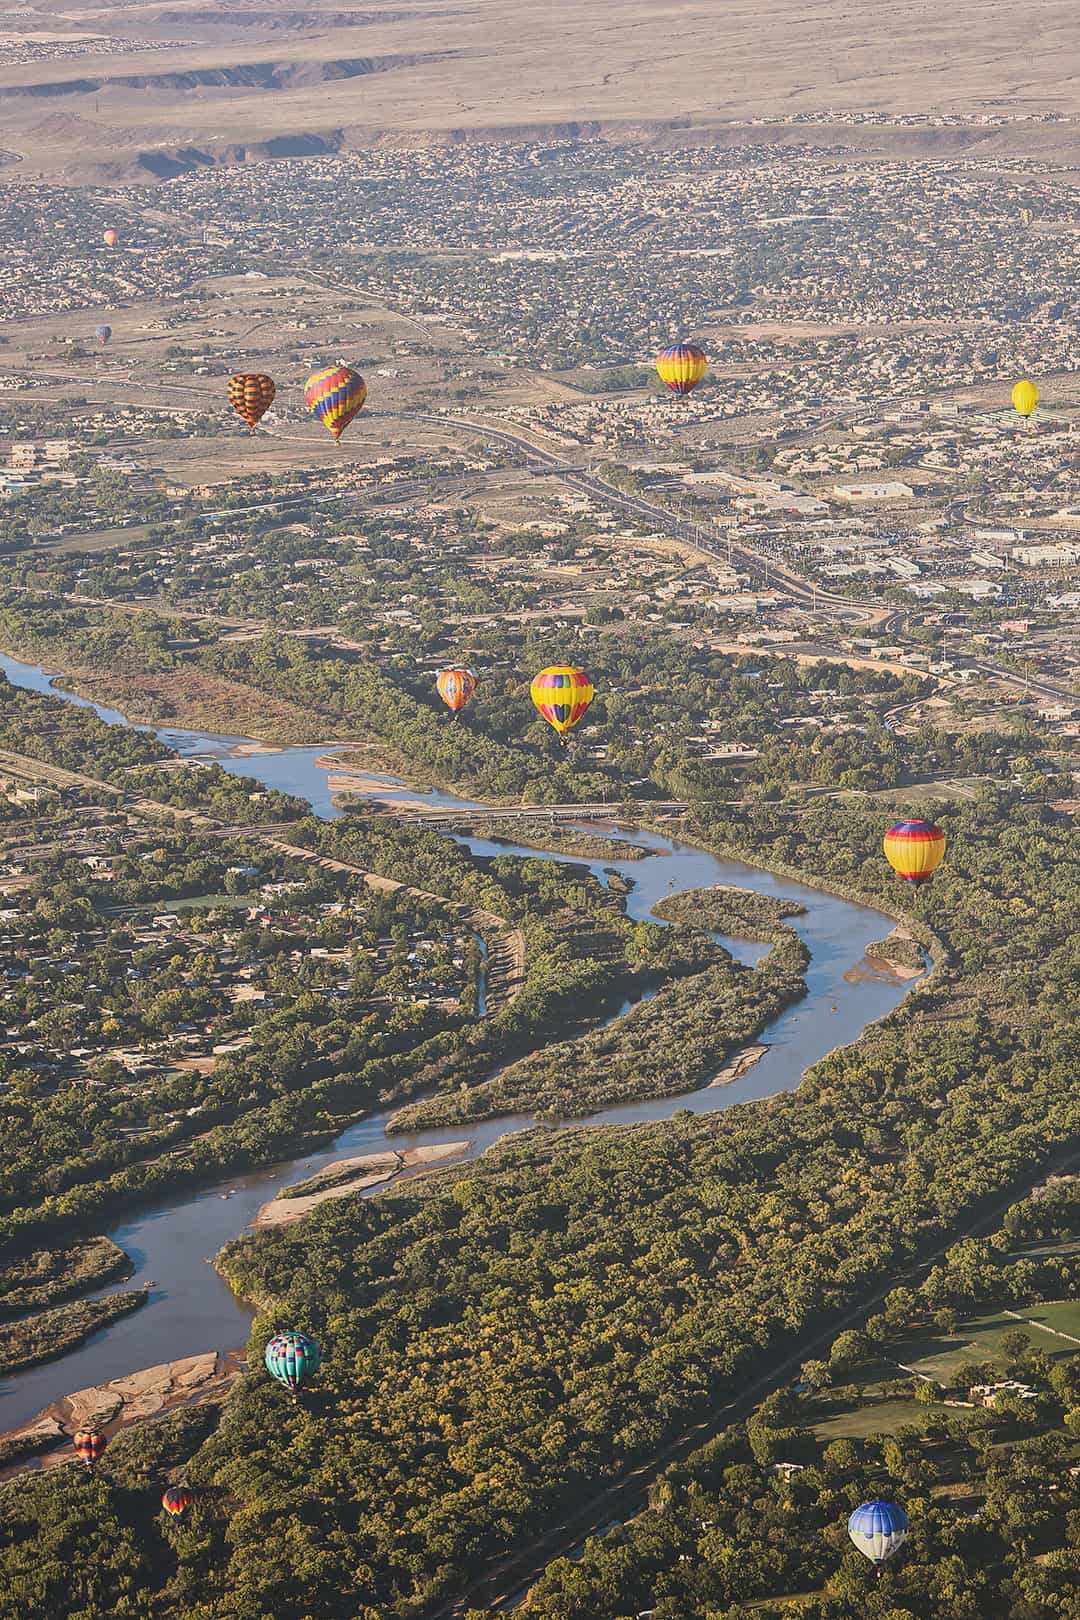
{"left": 227, "top": 373, "right": 276, "bottom": 430}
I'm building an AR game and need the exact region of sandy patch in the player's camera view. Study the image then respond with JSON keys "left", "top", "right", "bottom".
{"left": 255, "top": 1141, "right": 471, "bottom": 1228}
{"left": 708, "top": 1045, "right": 768, "bottom": 1087}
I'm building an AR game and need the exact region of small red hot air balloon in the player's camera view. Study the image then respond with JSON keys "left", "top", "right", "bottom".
{"left": 73, "top": 1428, "right": 107, "bottom": 1468}
{"left": 162, "top": 1485, "right": 194, "bottom": 1520}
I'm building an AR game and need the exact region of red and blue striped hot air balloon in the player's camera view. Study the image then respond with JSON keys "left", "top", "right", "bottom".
{"left": 883, "top": 818, "right": 945, "bottom": 885}
{"left": 530, "top": 666, "right": 594, "bottom": 741}
{"left": 655, "top": 342, "right": 708, "bottom": 397}
{"left": 304, "top": 363, "right": 367, "bottom": 441}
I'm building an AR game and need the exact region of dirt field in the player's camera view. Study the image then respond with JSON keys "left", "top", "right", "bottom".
{"left": 2, "top": 1, "right": 1080, "bottom": 181}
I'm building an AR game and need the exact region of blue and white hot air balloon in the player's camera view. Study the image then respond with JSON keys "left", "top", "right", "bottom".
{"left": 847, "top": 1499, "right": 909, "bottom": 1564}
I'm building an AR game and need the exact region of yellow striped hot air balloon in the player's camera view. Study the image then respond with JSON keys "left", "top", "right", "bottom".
{"left": 883, "top": 819, "right": 945, "bottom": 886}
{"left": 1011, "top": 379, "right": 1039, "bottom": 421}
{"left": 304, "top": 363, "right": 367, "bottom": 441}
{"left": 655, "top": 343, "right": 708, "bottom": 397}
{"left": 227, "top": 373, "right": 276, "bottom": 430}
{"left": 530, "top": 666, "right": 594, "bottom": 742}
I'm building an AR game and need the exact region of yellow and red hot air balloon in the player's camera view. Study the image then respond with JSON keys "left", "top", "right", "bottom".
{"left": 530, "top": 666, "right": 594, "bottom": 742}
{"left": 655, "top": 342, "right": 708, "bottom": 397}
{"left": 304, "top": 363, "right": 367, "bottom": 441}
{"left": 162, "top": 1485, "right": 194, "bottom": 1520}
{"left": 102, "top": 228, "right": 118, "bottom": 249}
{"left": 73, "top": 1428, "right": 107, "bottom": 1468}
{"left": 436, "top": 667, "right": 477, "bottom": 716}
{"left": 1011, "top": 379, "right": 1039, "bottom": 421}
{"left": 883, "top": 819, "right": 945, "bottom": 885}
{"left": 227, "top": 373, "right": 276, "bottom": 431}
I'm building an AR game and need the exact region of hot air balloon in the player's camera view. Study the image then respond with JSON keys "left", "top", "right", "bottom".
{"left": 1012, "top": 379, "right": 1039, "bottom": 420}
{"left": 227, "top": 373, "right": 276, "bottom": 430}
{"left": 94, "top": 324, "right": 112, "bottom": 348}
{"left": 847, "top": 1500, "right": 909, "bottom": 1564}
{"left": 530, "top": 666, "right": 594, "bottom": 741}
{"left": 883, "top": 819, "right": 945, "bottom": 885}
{"left": 436, "top": 667, "right": 477, "bottom": 715}
{"left": 304, "top": 364, "right": 367, "bottom": 441}
{"left": 102, "top": 228, "right": 118, "bottom": 249}
{"left": 1019, "top": 207, "right": 1034, "bottom": 226}
{"left": 73, "top": 1428, "right": 107, "bottom": 1468}
{"left": 655, "top": 342, "right": 708, "bottom": 397}
{"left": 162, "top": 1486, "right": 193, "bottom": 1520}
{"left": 264, "top": 1330, "right": 320, "bottom": 1399}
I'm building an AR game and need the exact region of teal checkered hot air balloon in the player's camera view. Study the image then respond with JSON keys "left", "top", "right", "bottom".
{"left": 264, "top": 1330, "right": 321, "bottom": 1399}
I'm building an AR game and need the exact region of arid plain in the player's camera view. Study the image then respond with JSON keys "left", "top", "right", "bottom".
{"left": 2, "top": 0, "right": 1080, "bottom": 181}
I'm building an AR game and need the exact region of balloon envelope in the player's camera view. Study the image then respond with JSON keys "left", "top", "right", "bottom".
{"left": 265, "top": 1330, "right": 321, "bottom": 1394}
{"left": 436, "top": 667, "right": 477, "bottom": 712}
{"left": 848, "top": 1500, "right": 909, "bottom": 1563}
{"left": 102, "top": 228, "right": 118, "bottom": 249}
{"left": 94, "top": 324, "right": 112, "bottom": 347}
{"left": 883, "top": 819, "right": 945, "bottom": 884}
{"left": 227, "top": 373, "right": 276, "bottom": 429}
{"left": 73, "top": 1428, "right": 107, "bottom": 1464}
{"left": 1012, "top": 379, "right": 1039, "bottom": 419}
{"left": 305, "top": 364, "right": 367, "bottom": 440}
{"left": 655, "top": 342, "right": 708, "bottom": 396}
{"left": 162, "top": 1486, "right": 193, "bottom": 1518}
{"left": 530, "top": 666, "right": 594, "bottom": 737}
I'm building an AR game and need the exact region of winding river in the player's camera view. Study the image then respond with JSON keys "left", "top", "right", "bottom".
{"left": 0, "top": 653, "right": 921, "bottom": 1432}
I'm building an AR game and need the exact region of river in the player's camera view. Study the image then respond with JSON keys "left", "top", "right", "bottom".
{"left": 0, "top": 653, "right": 920, "bottom": 1432}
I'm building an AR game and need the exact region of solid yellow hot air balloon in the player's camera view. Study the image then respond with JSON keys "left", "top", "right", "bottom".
{"left": 1011, "top": 380, "right": 1039, "bottom": 420}
{"left": 883, "top": 819, "right": 946, "bottom": 886}
{"left": 530, "top": 666, "right": 594, "bottom": 741}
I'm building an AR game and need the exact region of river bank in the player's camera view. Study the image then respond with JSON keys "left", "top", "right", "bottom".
{"left": 0, "top": 648, "right": 924, "bottom": 1444}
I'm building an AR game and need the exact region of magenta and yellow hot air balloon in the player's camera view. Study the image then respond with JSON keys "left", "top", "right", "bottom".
{"left": 304, "top": 363, "right": 367, "bottom": 441}
{"left": 530, "top": 666, "right": 594, "bottom": 741}
{"left": 883, "top": 819, "right": 945, "bottom": 885}
{"left": 436, "top": 667, "right": 477, "bottom": 715}
{"left": 102, "top": 228, "right": 119, "bottom": 250}
{"left": 656, "top": 342, "right": 708, "bottom": 397}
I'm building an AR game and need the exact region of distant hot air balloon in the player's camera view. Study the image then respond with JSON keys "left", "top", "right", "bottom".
{"left": 94, "top": 324, "right": 112, "bottom": 347}
{"left": 530, "top": 666, "right": 594, "bottom": 741}
{"left": 1012, "top": 379, "right": 1039, "bottom": 420}
{"left": 304, "top": 364, "right": 367, "bottom": 441}
{"left": 102, "top": 228, "right": 118, "bottom": 249}
{"left": 436, "top": 667, "right": 477, "bottom": 715}
{"left": 655, "top": 342, "right": 708, "bottom": 397}
{"left": 162, "top": 1486, "right": 194, "bottom": 1520}
{"left": 883, "top": 819, "right": 945, "bottom": 885}
{"left": 227, "top": 373, "right": 276, "bottom": 430}
{"left": 847, "top": 1500, "right": 909, "bottom": 1564}
{"left": 264, "top": 1330, "right": 321, "bottom": 1399}
{"left": 73, "top": 1428, "right": 107, "bottom": 1468}
{"left": 1019, "top": 207, "right": 1035, "bottom": 226}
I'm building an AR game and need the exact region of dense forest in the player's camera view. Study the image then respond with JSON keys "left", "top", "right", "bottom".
{"left": 0, "top": 792, "right": 1074, "bottom": 1618}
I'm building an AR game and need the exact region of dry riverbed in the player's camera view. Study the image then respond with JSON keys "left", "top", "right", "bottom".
{"left": 254, "top": 1142, "right": 472, "bottom": 1228}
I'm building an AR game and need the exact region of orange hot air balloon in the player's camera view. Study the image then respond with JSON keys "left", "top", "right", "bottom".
{"left": 883, "top": 819, "right": 946, "bottom": 885}
{"left": 436, "top": 667, "right": 477, "bottom": 715}
{"left": 73, "top": 1428, "right": 107, "bottom": 1467}
{"left": 102, "top": 228, "right": 119, "bottom": 249}
{"left": 162, "top": 1485, "right": 194, "bottom": 1519}
{"left": 655, "top": 342, "right": 708, "bottom": 397}
{"left": 227, "top": 373, "right": 276, "bottom": 430}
